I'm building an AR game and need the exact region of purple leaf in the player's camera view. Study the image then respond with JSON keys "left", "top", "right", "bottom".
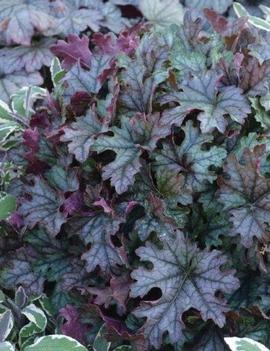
{"left": 51, "top": 34, "right": 92, "bottom": 70}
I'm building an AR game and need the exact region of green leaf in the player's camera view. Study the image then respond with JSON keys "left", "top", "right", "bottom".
{"left": 22, "top": 304, "right": 47, "bottom": 331}
{"left": 93, "top": 325, "right": 111, "bottom": 351}
{"left": 24, "top": 335, "right": 88, "bottom": 351}
{"left": 139, "top": 0, "right": 184, "bottom": 26}
{"left": 50, "top": 57, "right": 65, "bottom": 87}
{"left": 0, "top": 194, "right": 16, "bottom": 220}
{"left": 45, "top": 166, "right": 79, "bottom": 192}
{"left": 0, "top": 342, "right": 15, "bottom": 351}
{"left": 0, "top": 310, "right": 13, "bottom": 342}
{"left": 225, "top": 337, "right": 270, "bottom": 351}
{"left": 233, "top": 2, "right": 250, "bottom": 17}
{"left": 11, "top": 86, "right": 46, "bottom": 119}
{"left": 248, "top": 17, "right": 270, "bottom": 32}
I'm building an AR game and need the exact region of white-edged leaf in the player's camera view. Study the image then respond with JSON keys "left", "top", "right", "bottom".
{"left": 225, "top": 337, "right": 270, "bottom": 351}
{"left": 22, "top": 304, "right": 47, "bottom": 331}
{"left": 139, "top": 0, "right": 184, "bottom": 26}
{"left": 233, "top": 2, "right": 249, "bottom": 17}
{"left": 24, "top": 335, "right": 88, "bottom": 351}
{"left": 0, "top": 342, "right": 15, "bottom": 351}
{"left": 0, "top": 310, "right": 14, "bottom": 342}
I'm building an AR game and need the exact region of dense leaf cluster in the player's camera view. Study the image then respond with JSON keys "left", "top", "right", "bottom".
{"left": 2, "top": 0, "right": 270, "bottom": 350}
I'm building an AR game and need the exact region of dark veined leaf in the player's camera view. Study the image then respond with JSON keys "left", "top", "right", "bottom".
{"left": 130, "top": 232, "right": 239, "bottom": 348}
{"left": 68, "top": 213, "right": 123, "bottom": 273}
{"left": 0, "top": 39, "right": 55, "bottom": 74}
{"left": 93, "top": 113, "right": 179, "bottom": 194}
{"left": 154, "top": 121, "right": 227, "bottom": 192}
{"left": 186, "top": 0, "right": 233, "bottom": 13}
{"left": 18, "top": 178, "right": 66, "bottom": 237}
{"left": 1, "top": 248, "right": 45, "bottom": 295}
{"left": 0, "top": 1, "right": 56, "bottom": 45}
{"left": 45, "top": 166, "right": 79, "bottom": 193}
{"left": 61, "top": 109, "right": 108, "bottom": 162}
{"left": 218, "top": 145, "right": 270, "bottom": 248}
{"left": 63, "top": 55, "right": 112, "bottom": 99}
{"left": 171, "top": 71, "right": 251, "bottom": 133}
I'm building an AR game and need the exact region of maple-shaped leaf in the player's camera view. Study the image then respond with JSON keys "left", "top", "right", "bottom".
{"left": 93, "top": 113, "right": 179, "bottom": 194}
{"left": 0, "top": 38, "right": 55, "bottom": 74}
{"left": 18, "top": 178, "right": 66, "bottom": 237}
{"left": 175, "top": 71, "right": 251, "bottom": 133}
{"left": 0, "top": 247, "right": 44, "bottom": 296}
{"left": 130, "top": 232, "right": 239, "bottom": 348}
{"left": 154, "top": 121, "right": 227, "bottom": 192}
{"left": 0, "top": 69, "right": 43, "bottom": 104}
{"left": 0, "top": 1, "right": 56, "bottom": 45}
{"left": 68, "top": 213, "right": 123, "bottom": 273}
{"left": 61, "top": 109, "right": 108, "bottom": 162}
{"left": 186, "top": 0, "right": 233, "bottom": 13}
{"left": 50, "top": 34, "right": 92, "bottom": 70}
{"left": 218, "top": 145, "right": 270, "bottom": 248}
{"left": 45, "top": 166, "right": 79, "bottom": 193}
{"left": 119, "top": 31, "right": 170, "bottom": 114}
{"left": 63, "top": 55, "right": 112, "bottom": 99}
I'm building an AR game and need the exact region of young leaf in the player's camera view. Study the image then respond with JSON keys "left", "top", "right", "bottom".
{"left": 50, "top": 34, "right": 92, "bottom": 70}
{"left": 218, "top": 146, "right": 270, "bottom": 248}
{"left": 18, "top": 178, "right": 66, "bottom": 237}
{"left": 131, "top": 232, "right": 239, "bottom": 348}
{"left": 24, "top": 335, "right": 88, "bottom": 351}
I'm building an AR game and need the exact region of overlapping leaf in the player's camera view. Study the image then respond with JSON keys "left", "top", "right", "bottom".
{"left": 218, "top": 145, "right": 270, "bottom": 248}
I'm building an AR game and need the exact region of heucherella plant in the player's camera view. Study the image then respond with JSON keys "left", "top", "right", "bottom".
{"left": 2, "top": 1, "right": 270, "bottom": 350}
